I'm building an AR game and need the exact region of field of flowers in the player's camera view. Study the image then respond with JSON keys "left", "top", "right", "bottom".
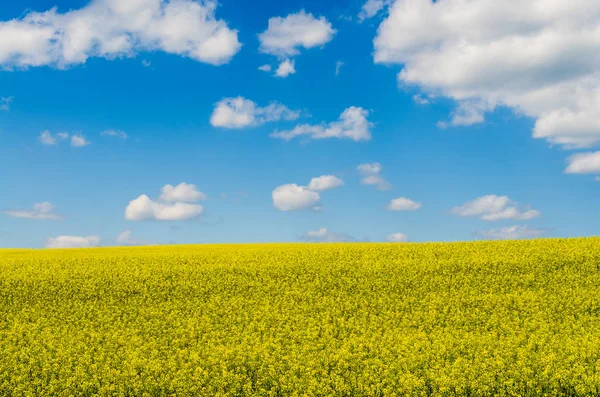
{"left": 1, "top": 238, "right": 600, "bottom": 396}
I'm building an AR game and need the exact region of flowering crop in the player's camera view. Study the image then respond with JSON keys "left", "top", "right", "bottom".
{"left": 1, "top": 238, "right": 600, "bottom": 396}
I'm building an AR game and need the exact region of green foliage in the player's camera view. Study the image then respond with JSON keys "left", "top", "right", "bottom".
{"left": 1, "top": 238, "right": 600, "bottom": 396}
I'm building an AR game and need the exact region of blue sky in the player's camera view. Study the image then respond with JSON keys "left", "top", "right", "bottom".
{"left": 0, "top": 0, "right": 599, "bottom": 248}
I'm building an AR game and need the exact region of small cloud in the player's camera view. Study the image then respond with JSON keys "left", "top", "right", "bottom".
{"left": 451, "top": 195, "right": 540, "bottom": 221}
{"left": 386, "top": 197, "right": 422, "bottom": 211}
{"left": 116, "top": 230, "right": 151, "bottom": 246}
{"left": 45, "top": 235, "right": 100, "bottom": 249}
{"left": 565, "top": 151, "right": 600, "bottom": 175}
{"left": 4, "top": 202, "right": 62, "bottom": 220}
{"left": 413, "top": 94, "right": 430, "bottom": 105}
{"left": 475, "top": 225, "right": 547, "bottom": 240}
{"left": 125, "top": 183, "right": 206, "bottom": 221}
{"left": 39, "top": 131, "right": 57, "bottom": 146}
{"left": 70, "top": 134, "right": 91, "bottom": 147}
{"left": 299, "top": 227, "right": 358, "bottom": 242}
{"left": 258, "top": 64, "right": 272, "bottom": 72}
{"left": 272, "top": 184, "right": 320, "bottom": 211}
{"left": 307, "top": 175, "right": 344, "bottom": 191}
{"left": 275, "top": 59, "right": 296, "bottom": 78}
{"left": 387, "top": 232, "right": 408, "bottom": 242}
{"left": 358, "top": 0, "right": 392, "bottom": 22}
{"left": 357, "top": 162, "right": 391, "bottom": 190}
{"left": 101, "top": 130, "right": 128, "bottom": 139}
{"left": 335, "top": 60, "right": 344, "bottom": 76}
{"left": 211, "top": 96, "right": 300, "bottom": 129}
{"left": 1, "top": 96, "right": 14, "bottom": 111}
{"left": 142, "top": 59, "right": 151, "bottom": 67}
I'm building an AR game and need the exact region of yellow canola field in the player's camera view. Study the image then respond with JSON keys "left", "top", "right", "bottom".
{"left": 1, "top": 238, "right": 600, "bottom": 396}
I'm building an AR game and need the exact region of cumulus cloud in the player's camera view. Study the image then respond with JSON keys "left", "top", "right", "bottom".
{"left": 210, "top": 96, "right": 300, "bottom": 129}
{"left": 101, "top": 129, "right": 128, "bottom": 139}
{"left": 116, "top": 230, "right": 150, "bottom": 246}
{"left": 451, "top": 195, "right": 540, "bottom": 221}
{"left": 259, "top": 10, "right": 336, "bottom": 57}
{"left": 387, "top": 232, "right": 408, "bottom": 242}
{"left": 373, "top": 0, "right": 600, "bottom": 148}
{"left": 45, "top": 235, "right": 100, "bottom": 248}
{"left": 159, "top": 182, "right": 207, "bottom": 202}
{"left": 299, "top": 228, "right": 357, "bottom": 242}
{"left": 272, "top": 184, "right": 320, "bottom": 211}
{"left": 258, "top": 10, "right": 335, "bottom": 76}
{"left": 357, "top": 162, "right": 391, "bottom": 190}
{"left": 258, "top": 64, "right": 272, "bottom": 72}
{"left": 39, "top": 131, "right": 89, "bottom": 147}
{"left": 358, "top": 0, "right": 392, "bottom": 22}
{"left": 0, "top": 96, "right": 14, "bottom": 111}
{"left": 307, "top": 175, "right": 344, "bottom": 191}
{"left": 565, "top": 151, "right": 600, "bottom": 174}
{"left": 125, "top": 183, "right": 206, "bottom": 221}
{"left": 0, "top": 0, "right": 241, "bottom": 69}
{"left": 386, "top": 197, "right": 421, "bottom": 211}
{"left": 475, "top": 225, "right": 547, "bottom": 240}
{"left": 271, "top": 106, "right": 372, "bottom": 141}
{"left": 275, "top": 59, "right": 296, "bottom": 78}
{"left": 4, "top": 201, "right": 62, "bottom": 220}
{"left": 272, "top": 174, "right": 343, "bottom": 211}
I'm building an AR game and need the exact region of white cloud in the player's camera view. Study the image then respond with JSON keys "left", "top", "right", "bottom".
{"left": 210, "top": 96, "right": 300, "bottom": 129}
{"left": 101, "top": 129, "right": 128, "bottom": 139}
{"left": 45, "top": 235, "right": 100, "bottom": 248}
{"left": 116, "top": 230, "right": 150, "bottom": 246}
{"left": 0, "top": 96, "right": 14, "bottom": 111}
{"left": 159, "top": 182, "right": 207, "bottom": 202}
{"left": 125, "top": 183, "right": 206, "bottom": 221}
{"left": 386, "top": 197, "right": 421, "bottom": 211}
{"left": 271, "top": 106, "right": 372, "bottom": 142}
{"left": 373, "top": 0, "right": 600, "bottom": 148}
{"left": 451, "top": 195, "right": 540, "bottom": 221}
{"left": 272, "top": 184, "right": 320, "bottom": 211}
{"left": 565, "top": 151, "right": 600, "bottom": 174}
{"left": 141, "top": 59, "right": 151, "bottom": 67}
{"left": 275, "top": 59, "right": 296, "bottom": 78}
{"left": 299, "top": 227, "right": 357, "bottom": 242}
{"left": 357, "top": 162, "right": 391, "bottom": 190}
{"left": 412, "top": 94, "right": 430, "bottom": 105}
{"left": 358, "top": 0, "right": 392, "bottom": 22}
{"left": 39, "top": 130, "right": 57, "bottom": 145}
{"left": 4, "top": 201, "right": 62, "bottom": 220}
{"left": 70, "top": 134, "right": 90, "bottom": 147}
{"left": 258, "top": 10, "right": 336, "bottom": 58}
{"left": 475, "top": 225, "right": 547, "bottom": 240}
{"left": 307, "top": 175, "right": 344, "bottom": 191}
{"left": 335, "top": 60, "right": 343, "bottom": 76}
{"left": 258, "top": 64, "right": 272, "bottom": 72}
{"left": 387, "top": 232, "right": 408, "bottom": 242}
{"left": 0, "top": 0, "right": 241, "bottom": 69}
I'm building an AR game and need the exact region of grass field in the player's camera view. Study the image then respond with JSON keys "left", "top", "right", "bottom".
{"left": 1, "top": 238, "right": 600, "bottom": 396}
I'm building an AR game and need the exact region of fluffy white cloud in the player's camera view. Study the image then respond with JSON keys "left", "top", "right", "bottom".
{"left": 358, "top": 0, "right": 392, "bottom": 22}
{"left": 45, "top": 235, "right": 100, "bottom": 248}
{"left": 451, "top": 195, "right": 540, "bottom": 221}
{"left": 258, "top": 10, "right": 336, "bottom": 57}
{"left": 275, "top": 59, "right": 296, "bottom": 78}
{"left": 159, "top": 183, "right": 207, "bottom": 202}
{"left": 387, "top": 232, "right": 408, "bottom": 242}
{"left": 70, "top": 134, "right": 90, "bottom": 147}
{"left": 0, "top": 96, "right": 13, "bottom": 111}
{"left": 125, "top": 183, "right": 206, "bottom": 221}
{"left": 39, "top": 130, "right": 57, "bottom": 145}
{"left": 271, "top": 106, "right": 372, "bottom": 141}
{"left": 272, "top": 184, "right": 320, "bottom": 211}
{"left": 357, "top": 162, "right": 391, "bottom": 190}
{"left": 386, "top": 197, "right": 421, "bottom": 211}
{"left": 565, "top": 151, "right": 600, "bottom": 174}
{"left": 299, "top": 228, "right": 357, "bottom": 242}
{"left": 475, "top": 225, "right": 547, "bottom": 240}
{"left": 101, "top": 129, "right": 128, "bottom": 139}
{"left": 116, "top": 230, "right": 150, "bottom": 246}
{"left": 307, "top": 175, "right": 344, "bottom": 191}
{"left": 373, "top": 0, "right": 600, "bottom": 148}
{"left": 4, "top": 201, "right": 62, "bottom": 220}
{"left": 210, "top": 96, "right": 300, "bottom": 129}
{"left": 0, "top": 0, "right": 241, "bottom": 69}
{"left": 258, "top": 64, "right": 272, "bottom": 72}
